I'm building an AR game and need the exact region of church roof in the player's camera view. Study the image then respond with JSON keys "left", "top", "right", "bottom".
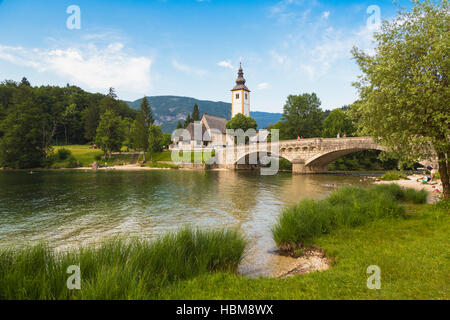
{"left": 232, "top": 63, "right": 250, "bottom": 92}
{"left": 202, "top": 114, "right": 227, "bottom": 134}
{"left": 183, "top": 122, "right": 212, "bottom": 142}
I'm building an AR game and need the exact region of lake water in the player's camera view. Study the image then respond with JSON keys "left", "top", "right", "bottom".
{"left": 0, "top": 170, "right": 370, "bottom": 276}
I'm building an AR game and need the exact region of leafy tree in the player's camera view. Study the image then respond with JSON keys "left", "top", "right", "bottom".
{"left": 161, "top": 133, "right": 172, "bottom": 149}
{"left": 122, "top": 117, "right": 135, "bottom": 152}
{"left": 184, "top": 114, "right": 192, "bottom": 128}
{"left": 322, "top": 109, "right": 356, "bottom": 138}
{"left": 281, "top": 93, "right": 323, "bottom": 139}
{"left": 192, "top": 104, "right": 200, "bottom": 121}
{"left": 351, "top": 0, "right": 450, "bottom": 199}
{"left": 0, "top": 99, "right": 46, "bottom": 168}
{"left": 226, "top": 113, "right": 258, "bottom": 132}
{"left": 95, "top": 110, "right": 125, "bottom": 159}
{"left": 82, "top": 104, "right": 100, "bottom": 142}
{"left": 148, "top": 125, "right": 163, "bottom": 161}
{"left": 61, "top": 104, "right": 78, "bottom": 145}
{"left": 226, "top": 113, "right": 258, "bottom": 144}
{"left": 134, "top": 97, "right": 154, "bottom": 162}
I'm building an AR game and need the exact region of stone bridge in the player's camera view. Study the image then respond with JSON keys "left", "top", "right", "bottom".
{"left": 215, "top": 137, "right": 437, "bottom": 174}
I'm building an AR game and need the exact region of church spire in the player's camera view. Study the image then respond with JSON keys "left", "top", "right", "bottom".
{"left": 232, "top": 63, "right": 250, "bottom": 92}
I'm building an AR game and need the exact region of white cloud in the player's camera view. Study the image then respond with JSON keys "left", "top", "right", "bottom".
{"left": 217, "top": 60, "right": 234, "bottom": 70}
{"left": 172, "top": 59, "right": 207, "bottom": 76}
{"left": 0, "top": 43, "right": 152, "bottom": 94}
{"left": 257, "top": 83, "right": 269, "bottom": 90}
{"left": 322, "top": 11, "right": 330, "bottom": 19}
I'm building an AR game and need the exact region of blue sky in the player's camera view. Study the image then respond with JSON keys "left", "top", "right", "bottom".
{"left": 0, "top": 0, "right": 411, "bottom": 113}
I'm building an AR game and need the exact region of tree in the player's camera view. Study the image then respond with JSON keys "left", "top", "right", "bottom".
{"left": 122, "top": 117, "right": 135, "bottom": 152}
{"left": 148, "top": 125, "right": 163, "bottom": 161}
{"left": 192, "top": 104, "right": 200, "bottom": 121}
{"left": 61, "top": 104, "right": 78, "bottom": 145}
{"left": 95, "top": 110, "right": 125, "bottom": 159}
{"left": 176, "top": 120, "right": 183, "bottom": 129}
{"left": 351, "top": 0, "right": 450, "bottom": 199}
{"left": 184, "top": 114, "right": 192, "bottom": 128}
{"left": 134, "top": 97, "right": 154, "bottom": 162}
{"left": 226, "top": 113, "right": 258, "bottom": 132}
{"left": 281, "top": 93, "right": 323, "bottom": 139}
{"left": 161, "top": 133, "right": 172, "bottom": 149}
{"left": 0, "top": 99, "right": 46, "bottom": 168}
{"left": 322, "top": 109, "right": 356, "bottom": 138}
{"left": 226, "top": 113, "right": 258, "bottom": 144}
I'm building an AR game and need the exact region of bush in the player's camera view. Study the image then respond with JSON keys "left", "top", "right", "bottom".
{"left": 57, "top": 148, "right": 72, "bottom": 161}
{"left": 381, "top": 170, "right": 408, "bottom": 181}
{"left": 272, "top": 184, "right": 428, "bottom": 251}
{"left": 66, "top": 156, "right": 79, "bottom": 168}
{"left": 0, "top": 228, "right": 246, "bottom": 300}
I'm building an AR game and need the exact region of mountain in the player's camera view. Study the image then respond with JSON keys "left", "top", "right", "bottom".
{"left": 125, "top": 96, "right": 282, "bottom": 132}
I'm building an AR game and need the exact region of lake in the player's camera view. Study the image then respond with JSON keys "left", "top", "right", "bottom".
{"left": 0, "top": 170, "right": 370, "bottom": 276}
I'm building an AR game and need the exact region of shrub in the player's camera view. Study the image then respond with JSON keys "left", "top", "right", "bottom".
{"left": 57, "top": 148, "right": 72, "bottom": 161}
{"left": 66, "top": 156, "right": 79, "bottom": 168}
{"left": 381, "top": 170, "right": 408, "bottom": 181}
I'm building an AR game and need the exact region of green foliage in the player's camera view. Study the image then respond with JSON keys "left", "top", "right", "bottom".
{"left": 279, "top": 93, "right": 323, "bottom": 139}
{"left": 148, "top": 125, "right": 164, "bottom": 161}
{"left": 0, "top": 228, "right": 246, "bottom": 299}
{"left": 381, "top": 170, "right": 408, "bottom": 181}
{"left": 134, "top": 97, "right": 154, "bottom": 159}
{"left": 351, "top": 0, "right": 450, "bottom": 198}
{"left": 329, "top": 150, "right": 398, "bottom": 171}
{"left": 271, "top": 184, "right": 428, "bottom": 250}
{"left": 192, "top": 104, "right": 200, "bottom": 121}
{"left": 95, "top": 110, "right": 125, "bottom": 158}
{"left": 226, "top": 113, "right": 257, "bottom": 132}
{"left": 0, "top": 96, "right": 46, "bottom": 169}
{"left": 57, "top": 148, "right": 72, "bottom": 161}
{"left": 322, "top": 109, "right": 355, "bottom": 138}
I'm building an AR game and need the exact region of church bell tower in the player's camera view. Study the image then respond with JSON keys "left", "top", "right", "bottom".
{"left": 231, "top": 63, "right": 250, "bottom": 118}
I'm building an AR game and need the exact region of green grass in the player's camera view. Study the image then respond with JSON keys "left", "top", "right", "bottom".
{"left": 271, "top": 184, "right": 428, "bottom": 251}
{"left": 141, "top": 162, "right": 181, "bottom": 169}
{"left": 156, "top": 201, "right": 449, "bottom": 300}
{"left": 50, "top": 145, "right": 136, "bottom": 168}
{"left": 380, "top": 170, "right": 408, "bottom": 181}
{"left": 0, "top": 228, "right": 246, "bottom": 300}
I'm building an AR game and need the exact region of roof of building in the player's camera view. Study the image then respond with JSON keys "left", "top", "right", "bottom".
{"left": 232, "top": 63, "right": 250, "bottom": 92}
{"left": 182, "top": 122, "right": 212, "bottom": 142}
{"left": 202, "top": 114, "right": 228, "bottom": 134}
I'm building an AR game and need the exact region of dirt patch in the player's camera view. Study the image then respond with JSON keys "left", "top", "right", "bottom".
{"left": 274, "top": 246, "right": 331, "bottom": 278}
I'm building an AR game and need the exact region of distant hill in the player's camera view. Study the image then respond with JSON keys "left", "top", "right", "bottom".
{"left": 125, "top": 96, "right": 282, "bottom": 132}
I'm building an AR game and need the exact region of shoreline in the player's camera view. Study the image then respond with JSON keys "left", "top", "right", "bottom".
{"left": 375, "top": 174, "right": 443, "bottom": 203}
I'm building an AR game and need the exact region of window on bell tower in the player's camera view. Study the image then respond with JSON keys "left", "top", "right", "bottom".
{"left": 236, "top": 93, "right": 240, "bottom": 99}
{"left": 245, "top": 93, "right": 248, "bottom": 100}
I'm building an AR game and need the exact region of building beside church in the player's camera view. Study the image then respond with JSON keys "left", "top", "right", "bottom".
{"left": 174, "top": 64, "right": 251, "bottom": 150}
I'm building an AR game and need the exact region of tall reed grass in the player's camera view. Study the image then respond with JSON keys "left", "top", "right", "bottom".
{"left": 272, "top": 184, "right": 428, "bottom": 251}
{"left": 0, "top": 228, "right": 246, "bottom": 300}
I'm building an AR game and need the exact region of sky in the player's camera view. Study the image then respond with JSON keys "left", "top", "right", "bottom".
{"left": 0, "top": 0, "right": 413, "bottom": 113}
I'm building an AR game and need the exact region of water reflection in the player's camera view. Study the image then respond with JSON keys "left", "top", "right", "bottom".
{"left": 0, "top": 170, "right": 369, "bottom": 276}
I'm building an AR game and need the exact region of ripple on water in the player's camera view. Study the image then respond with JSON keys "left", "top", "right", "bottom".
{"left": 0, "top": 170, "right": 370, "bottom": 276}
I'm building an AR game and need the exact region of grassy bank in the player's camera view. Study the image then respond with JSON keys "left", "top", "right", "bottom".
{"left": 157, "top": 200, "right": 449, "bottom": 300}
{"left": 0, "top": 228, "right": 246, "bottom": 300}
{"left": 272, "top": 184, "right": 428, "bottom": 251}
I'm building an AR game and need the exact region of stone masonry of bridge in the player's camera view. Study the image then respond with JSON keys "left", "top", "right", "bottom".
{"left": 215, "top": 137, "right": 438, "bottom": 174}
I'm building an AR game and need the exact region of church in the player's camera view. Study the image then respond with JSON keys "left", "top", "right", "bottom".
{"left": 175, "top": 64, "right": 251, "bottom": 150}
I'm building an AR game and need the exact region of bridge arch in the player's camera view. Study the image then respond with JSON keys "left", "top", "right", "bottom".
{"left": 305, "top": 146, "right": 386, "bottom": 168}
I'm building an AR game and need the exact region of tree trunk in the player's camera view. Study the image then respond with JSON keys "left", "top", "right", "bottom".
{"left": 437, "top": 152, "right": 450, "bottom": 200}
